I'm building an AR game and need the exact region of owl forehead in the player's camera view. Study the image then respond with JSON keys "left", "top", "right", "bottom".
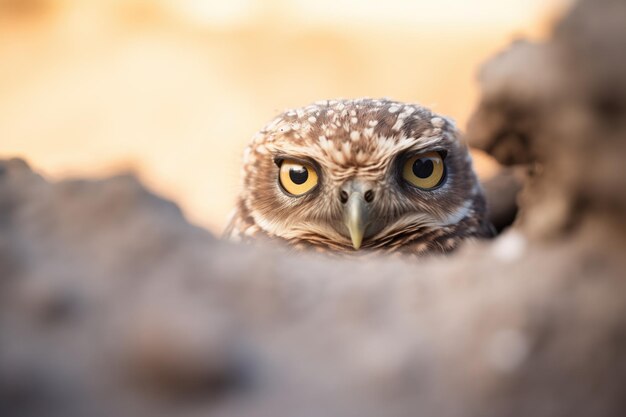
{"left": 251, "top": 99, "right": 457, "bottom": 171}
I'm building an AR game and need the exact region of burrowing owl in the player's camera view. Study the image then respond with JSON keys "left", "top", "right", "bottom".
{"left": 224, "top": 99, "right": 493, "bottom": 255}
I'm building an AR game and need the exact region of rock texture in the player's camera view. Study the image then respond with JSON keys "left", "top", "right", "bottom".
{"left": 1, "top": 0, "right": 625, "bottom": 416}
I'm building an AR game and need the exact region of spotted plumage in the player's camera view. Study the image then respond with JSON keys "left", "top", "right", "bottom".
{"left": 224, "top": 98, "right": 493, "bottom": 255}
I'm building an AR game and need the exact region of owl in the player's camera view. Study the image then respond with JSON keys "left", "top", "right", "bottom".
{"left": 224, "top": 99, "right": 493, "bottom": 255}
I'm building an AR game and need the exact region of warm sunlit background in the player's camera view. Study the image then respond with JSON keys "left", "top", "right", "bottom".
{"left": 0, "top": 0, "right": 570, "bottom": 233}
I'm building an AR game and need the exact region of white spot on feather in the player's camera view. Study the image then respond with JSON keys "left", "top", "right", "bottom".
{"left": 392, "top": 117, "right": 405, "bottom": 132}
{"left": 332, "top": 147, "right": 346, "bottom": 164}
{"left": 415, "top": 242, "right": 429, "bottom": 253}
{"left": 431, "top": 117, "right": 445, "bottom": 128}
{"left": 341, "top": 141, "right": 352, "bottom": 157}
{"left": 401, "top": 106, "right": 416, "bottom": 116}
{"left": 350, "top": 131, "right": 360, "bottom": 141}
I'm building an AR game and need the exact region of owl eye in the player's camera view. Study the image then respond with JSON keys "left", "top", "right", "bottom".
{"left": 402, "top": 151, "right": 445, "bottom": 189}
{"left": 278, "top": 159, "right": 319, "bottom": 196}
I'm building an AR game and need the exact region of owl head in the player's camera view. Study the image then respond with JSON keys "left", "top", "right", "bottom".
{"left": 233, "top": 99, "right": 491, "bottom": 254}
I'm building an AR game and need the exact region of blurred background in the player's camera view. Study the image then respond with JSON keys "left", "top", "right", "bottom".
{"left": 0, "top": 0, "right": 570, "bottom": 233}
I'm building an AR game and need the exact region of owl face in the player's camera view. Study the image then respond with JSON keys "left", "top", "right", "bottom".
{"left": 236, "top": 99, "right": 488, "bottom": 253}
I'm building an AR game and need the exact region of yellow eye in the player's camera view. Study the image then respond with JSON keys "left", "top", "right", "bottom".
{"left": 279, "top": 159, "right": 319, "bottom": 196}
{"left": 402, "top": 151, "right": 445, "bottom": 189}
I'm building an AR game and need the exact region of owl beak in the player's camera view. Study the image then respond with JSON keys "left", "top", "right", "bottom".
{"left": 344, "top": 193, "right": 369, "bottom": 250}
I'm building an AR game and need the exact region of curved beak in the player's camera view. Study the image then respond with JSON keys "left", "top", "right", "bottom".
{"left": 344, "top": 193, "right": 370, "bottom": 250}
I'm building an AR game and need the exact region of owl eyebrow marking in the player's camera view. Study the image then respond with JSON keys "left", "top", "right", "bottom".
{"left": 272, "top": 154, "right": 320, "bottom": 170}
{"left": 403, "top": 148, "right": 449, "bottom": 159}
{"left": 401, "top": 136, "right": 450, "bottom": 154}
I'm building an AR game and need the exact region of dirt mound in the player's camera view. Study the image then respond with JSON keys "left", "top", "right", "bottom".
{"left": 1, "top": 0, "right": 625, "bottom": 416}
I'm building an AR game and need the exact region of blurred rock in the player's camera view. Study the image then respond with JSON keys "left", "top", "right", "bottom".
{"left": 467, "top": 0, "right": 626, "bottom": 238}
{"left": 482, "top": 166, "right": 524, "bottom": 233}
{"left": 1, "top": 0, "right": 626, "bottom": 416}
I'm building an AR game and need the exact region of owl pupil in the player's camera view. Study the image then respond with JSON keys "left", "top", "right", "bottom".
{"left": 413, "top": 159, "right": 434, "bottom": 178}
{"left": 289, "top": 166, "right": 308, "bottom": 184}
